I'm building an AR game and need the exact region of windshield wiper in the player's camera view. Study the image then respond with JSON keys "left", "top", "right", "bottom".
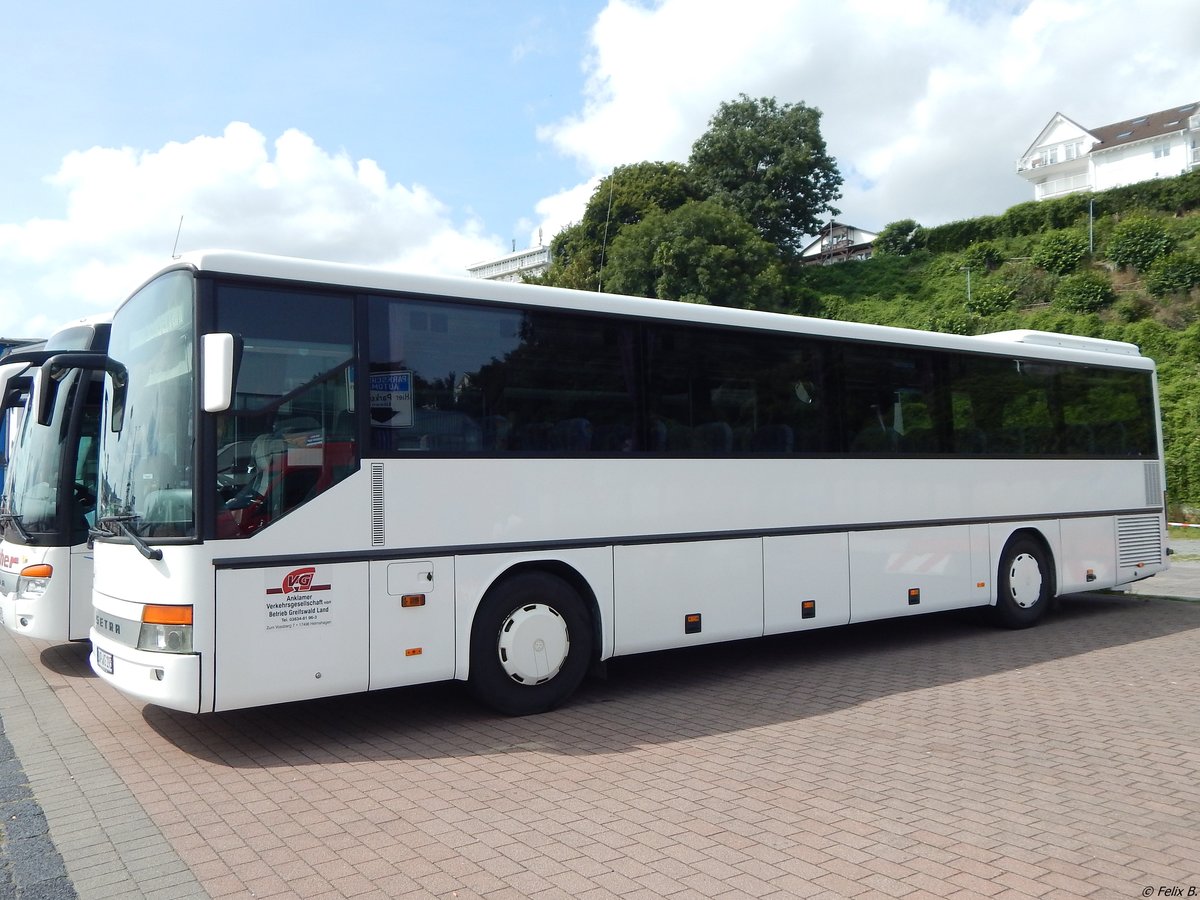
{"left": 95, "top": 514, "right": 163, "bottom": 561}
{"left": 0, "top": 512, "right": 36, "bottom": 544}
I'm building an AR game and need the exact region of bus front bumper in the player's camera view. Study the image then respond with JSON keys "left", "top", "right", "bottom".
{"left": 89, "top": 630, "right": 202, "bottom": 713}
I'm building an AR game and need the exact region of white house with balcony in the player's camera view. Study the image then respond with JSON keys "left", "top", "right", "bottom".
{"left": 1017, "top": 101, "right": 1199, "bottom": 201}
{"left": 798, "top": 221, "right": 878, "bottom": 265}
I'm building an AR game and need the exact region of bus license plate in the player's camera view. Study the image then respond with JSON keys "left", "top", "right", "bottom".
{"left": 95, "top": 647, "right": 114, "bottom": 674}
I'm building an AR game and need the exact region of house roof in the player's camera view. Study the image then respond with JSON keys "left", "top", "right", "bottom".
{"left": 1089, "top": 101, "right": 1198, "bottom": 151}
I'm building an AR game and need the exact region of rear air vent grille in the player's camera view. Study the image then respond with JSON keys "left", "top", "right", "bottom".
{"left": 371, "top": 464, "right": 385, "bottom": 546}
{"left": 1118, "top": 515, "right": 1162, "bottom": 568}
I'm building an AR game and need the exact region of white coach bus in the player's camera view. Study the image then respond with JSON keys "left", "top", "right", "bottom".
{"left": 0, "top": 315, "right": 110, "bottom": 641}
{"left": 67, "top": 251, "right": 1166, "bottom": 715}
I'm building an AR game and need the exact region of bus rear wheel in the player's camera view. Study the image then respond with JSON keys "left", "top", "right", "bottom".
{"left": 995, "top": 536, "right": 1053, "bottom": 629}
{"left": 468, "top": 571, "right": 593, "bottom": 716}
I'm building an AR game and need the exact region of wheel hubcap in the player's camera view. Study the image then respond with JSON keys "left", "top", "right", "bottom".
{"left": 1008, "top": 553, "right": 1043, "bottom": 609}
{"left": 497, "top": 603, "right": 569, "bottom": 684}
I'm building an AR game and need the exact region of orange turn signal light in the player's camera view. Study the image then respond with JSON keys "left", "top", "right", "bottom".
{"left": 19, "top": 564, "right": 53, "bottom": 578}
{"left": 142, "top": 604, "right": 193, "bottom": 626}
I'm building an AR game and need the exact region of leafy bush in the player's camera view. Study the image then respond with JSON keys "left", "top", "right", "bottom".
{"left": 924, "top": 216, "right": 999, "bottom": 253}
{"left": 1144, "top": 251, "right": 1200, "bottom": 297}
{"left": 961, "top": 241, "right": 1003, "bottom": 271}
{"left": 1053, "top": 271, "right": 1115, "bottom": 312}
{"left": 965, "top": 283, "right": 1015, "bottom": 317}
{"left": 873, "top": 219, "right": 926, "bottom": 256}
{"left": 920, "top": 313, "right": 973, "bottom": 335}
{"left": 1032, "top": 231, "right": 1088, "bottom": 275}
{"left": 1106, "top": 215, "right": 1174, "bottom": 271}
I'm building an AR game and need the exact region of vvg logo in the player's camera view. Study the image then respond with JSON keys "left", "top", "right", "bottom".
{"left": 283, "top": 567, "right": 316, "bottom": 593}
{"left": 266, "top": 566, "right": 332, "bottom": 596}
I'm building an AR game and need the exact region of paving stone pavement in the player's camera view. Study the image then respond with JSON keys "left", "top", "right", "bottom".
{"left": 0, "top": 583, "right": 1198, "bottom": 900}
{"left": 0, "top": 726, "right": 75, "bottom": 899}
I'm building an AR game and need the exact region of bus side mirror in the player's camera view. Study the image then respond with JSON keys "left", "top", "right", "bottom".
{"left": 202, "top": 333, "right": 239, "bottom": 413}
{"left": 35, "top": 353, "right": 124, "bottom": 429}
{"left": 0, "top": 364, "right": 31, "bottom": 418}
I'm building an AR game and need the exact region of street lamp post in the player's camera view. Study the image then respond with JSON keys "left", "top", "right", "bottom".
{"left": 961, "top": 266, "right": 972, "bottom": 305}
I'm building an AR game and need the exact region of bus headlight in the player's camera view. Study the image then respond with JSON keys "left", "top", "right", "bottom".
{"left": 16, "top": 564, "right": 53, "bottom": 598}
{"left": 136, "top": 604, "right": 194, "bottom": 654}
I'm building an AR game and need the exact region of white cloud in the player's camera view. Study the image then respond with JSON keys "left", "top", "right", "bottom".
{"left": 0, "top": 123, "right": 505, "bottom": 336}
{"left": 533, "top": 0, "right": 1200, "bottom": 242}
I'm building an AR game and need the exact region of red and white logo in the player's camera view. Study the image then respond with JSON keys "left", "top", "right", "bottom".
{"left": 266, "top": 566, "right": 331, "bottom": 595}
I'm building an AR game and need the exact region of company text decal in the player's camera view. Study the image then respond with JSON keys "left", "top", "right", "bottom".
{"left": 265, "top": 566, "right": 333, "bottom": 630}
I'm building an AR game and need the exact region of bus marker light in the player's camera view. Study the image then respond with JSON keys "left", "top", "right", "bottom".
{"left": 908, "top": 588, "right": 921, "bottom": 606}
{"left": 1087, "top": 568, "right": 1096, "bottom": 582}
{"left": 684, "top": 613, "right": 701, "bottom": 634}
{"left": 801, "top": 600, "right": 816, "bottom": 619}
{"left": 401, "top": 594, "right": 426, "bottom": 608}
{"left": 976, "top": 582, "right": 986, "bottom": 588}
{"left": 143, "top": 605, "right": 193, "bottom": 625}
{"left": 19, "top": 564, "right": 53, "bottom": 579}
{"left": 406, "top": 648, "right": 423, "bottom": 656}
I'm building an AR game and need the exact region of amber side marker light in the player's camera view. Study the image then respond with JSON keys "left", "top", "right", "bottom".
{"left": 801, "top": 600, "right": 816, "bottom": 619}
{"left": 20, "top": 564, "right": 54, "bottom": 579}
{"left": 405, "top": 648, "right": 423, "bottom": 657}
{"left": 142, "top": 605, "right": 193, "bottom": 625}
{"left": 401, "top": 594, "right": 426, "bottom": 608}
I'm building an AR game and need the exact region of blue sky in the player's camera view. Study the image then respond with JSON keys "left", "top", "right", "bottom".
{"left": 1, "top": 0, "right": 1197, "bottom": 337}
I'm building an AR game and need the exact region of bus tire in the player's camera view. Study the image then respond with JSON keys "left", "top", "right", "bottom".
{"left": 994, "top": 536, "right": 1053, "bottom": 629}
{"left": 467, "top": 571, "right": 593, "bottom": 716}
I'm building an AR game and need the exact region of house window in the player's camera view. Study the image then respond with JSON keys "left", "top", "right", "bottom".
{"left": 1039, "top": 147, "right": 1058, "bottom": 166}
{"left": 1153, "top": 142, "right": 1171, "bottom": 159}
{"left": 1064, "top": 141, "right": 1083, "bottom": 160}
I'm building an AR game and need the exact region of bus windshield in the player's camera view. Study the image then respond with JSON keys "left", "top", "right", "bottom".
{"left": 3, "top": 371, "right": 87, "bottom": 535}
{"left": 98, "top": 270, "right": 195, "bottom": 539}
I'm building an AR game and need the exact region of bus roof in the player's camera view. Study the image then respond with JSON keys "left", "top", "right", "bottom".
{"left": 132, "top": 250, "right": 1154, "bottom": 370}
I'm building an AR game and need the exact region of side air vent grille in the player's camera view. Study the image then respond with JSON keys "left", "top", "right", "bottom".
{"left": 1118, "top": 515, "right": 1163, "bottom": 568}
{"left": 1144, "top": 462, "right": 1163, "bottom": 507}
{"left": 371, "top": 464, "right": 385, "bottom": 547}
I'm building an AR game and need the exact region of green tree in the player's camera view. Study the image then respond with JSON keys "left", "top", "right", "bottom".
{"left": 540, "top": 161, "right": 699, "bottom": 290}
{"left": 873, "top": 219, "right": 926, "bottom": 256}
{"left": 602, "top": 199, "right": 786, "bottom": 309}
{"left": 688, "top": 94, "right": 843, "bottom": 255}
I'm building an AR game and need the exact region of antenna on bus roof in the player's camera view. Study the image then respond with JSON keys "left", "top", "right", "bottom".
{"left": 171, "top": 216, "right": 184, "bottom": 259}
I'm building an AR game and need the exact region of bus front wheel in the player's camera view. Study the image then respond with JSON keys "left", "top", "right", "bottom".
{"left": 468, "top": 572, "right": 593, "bottom": 716}
{"left": 995, "top": 537, "right": 1053, "bottom": 629}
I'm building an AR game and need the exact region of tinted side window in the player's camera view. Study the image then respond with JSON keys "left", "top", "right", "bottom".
{"left": 842, "top": 344, "right": 944, "bottom": 454}
{"left": 367, "top": 297, "right": 639, "bottom": 453}
{"left": 644, "top": 325, "right": 830, "bottom": 455}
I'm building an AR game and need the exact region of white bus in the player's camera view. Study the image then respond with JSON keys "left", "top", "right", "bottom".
{"left": 72, "top": 251, "right": 1166, "bottom": 716}
{"left": 0, "top": 315, "right": 110, "bottom": 641}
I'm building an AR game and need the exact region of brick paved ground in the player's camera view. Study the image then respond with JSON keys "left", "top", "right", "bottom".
{"left": 1, "top": 589, "right": 1198, "bottom": 899}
